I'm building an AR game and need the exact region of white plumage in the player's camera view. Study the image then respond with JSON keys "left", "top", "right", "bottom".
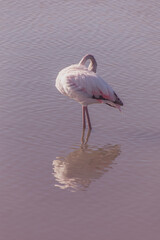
{"left": 55, "top": 54, "right": 123, "bottom": 129}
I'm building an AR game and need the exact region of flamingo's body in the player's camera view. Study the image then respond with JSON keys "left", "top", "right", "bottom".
{"left": 55, "top": 54, "right": 123, "bottom": 129}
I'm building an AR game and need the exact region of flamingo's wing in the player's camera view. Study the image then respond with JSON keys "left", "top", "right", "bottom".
{"left": 56, "top": 65, "right": 123, "bottom": 107}
{"left": 91, "top": 76, "right": 123, "bottom": 107}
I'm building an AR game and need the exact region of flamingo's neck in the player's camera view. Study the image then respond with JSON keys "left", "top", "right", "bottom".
{"left": 79, "top": 54, "right": 97, "bottom": 73}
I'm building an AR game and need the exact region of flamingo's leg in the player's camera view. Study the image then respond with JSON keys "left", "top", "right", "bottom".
{"left": 82, "top": 106, "right": 86, "bottom": 129}
{"left": 85, "top": 107, "right": 92, "bottom": 130}
{"left": 81, "top": 127, "right": 85, "bottom": 144}
{"left": 85, "top": 128, "right": 91, "bottom": 144}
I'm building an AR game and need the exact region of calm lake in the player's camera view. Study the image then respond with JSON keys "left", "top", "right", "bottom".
{"left": 1, "top": 0, "right": 160, "bottom": 239}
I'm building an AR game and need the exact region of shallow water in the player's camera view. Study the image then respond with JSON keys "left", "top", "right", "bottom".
{"left": 1, "top": 0, "right": 160, "bottom": 239}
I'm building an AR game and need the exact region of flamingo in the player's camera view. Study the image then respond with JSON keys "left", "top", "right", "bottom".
{"left": 55, "top": 54, "right": 123, "bottom": 130}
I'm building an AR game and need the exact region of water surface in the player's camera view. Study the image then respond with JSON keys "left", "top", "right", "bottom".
{"left": 1, "top": 0, "right": 160, "bottom": 239}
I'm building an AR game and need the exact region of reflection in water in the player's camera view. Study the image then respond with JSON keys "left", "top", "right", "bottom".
{"left": 53, "top": 144, "right": 121, "bottom": 191}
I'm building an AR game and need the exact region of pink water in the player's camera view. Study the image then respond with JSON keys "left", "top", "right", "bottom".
{"left": 1, "top": 0, "right": 160, "bottom": 239}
